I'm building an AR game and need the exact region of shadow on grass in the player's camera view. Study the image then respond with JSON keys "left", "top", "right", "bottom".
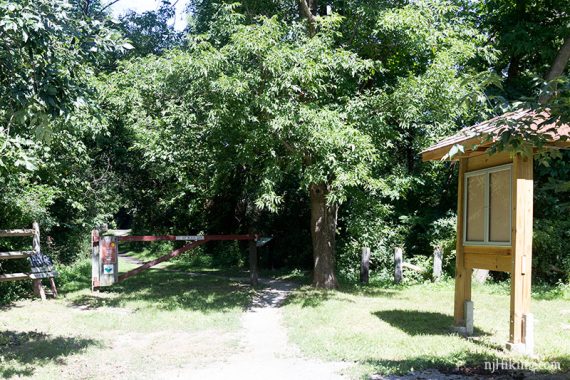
{"left": 373, "top": 309, "right": 490, "bottom": 336}
{"left": 282, "top": 282, "right": 403, "bottom": 308}
{"left": 69, "top": 268, "right": 254, "bottom": 313}
{"left": 0, "top": 330, "right": 100, "bottom": 378}
{"left": 282, "top": 285, "right": 356, "bottom": 308}
{"left": 339, "top": 285, "right": 404, "bottom": 299}
{"left": 363, "top": 351, "right": 505, "bottom": 377}
{"left": 365, "top": 352, "right": 570, "bottom": 378}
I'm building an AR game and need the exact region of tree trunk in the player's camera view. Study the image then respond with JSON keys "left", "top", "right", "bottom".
{"left": 506, "top": 55, "right": 520, "bottom": 84}
{"left": 310, "top": 183, "right": 339, "bottom": 289}
{"left": 540, "top": 36, "right": 570, "bottom": 104}
{"left": 545, "top": 36, "right": 570, "bottom": 81}
{"left": 299, "top": 0, "right": 317, "bottom": 37}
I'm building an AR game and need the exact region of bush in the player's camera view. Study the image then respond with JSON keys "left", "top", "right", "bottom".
{"left": 534, "top": 218, "right": 570, "bottom": 283}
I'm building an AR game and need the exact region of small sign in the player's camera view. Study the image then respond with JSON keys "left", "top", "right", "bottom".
{"left": 101, "top": 237, "right": 118, "bottom": 265}
{"left": 256, "top": 237, "right": 273, "bottom": 247}
{"left": 28, "top": 253, "right": 57, "bottom": 277}
{"left": 103, "top": 265, "right": 114, "bottom": 275}
{"left": 175, "top": 235, "right": 205, "bottom": 241}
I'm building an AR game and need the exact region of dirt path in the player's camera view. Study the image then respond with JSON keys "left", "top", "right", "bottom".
{"left": 159, "top": 279, "right": 350, "bottom": 379}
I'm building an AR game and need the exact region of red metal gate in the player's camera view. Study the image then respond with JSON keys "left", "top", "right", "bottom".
{"left": 91, "top": 231, "right": 262, "bottom": 290}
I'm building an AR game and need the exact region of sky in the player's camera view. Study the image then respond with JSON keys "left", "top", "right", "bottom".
{"left": 109, "top": 0, "right": 189, "bottom": 31}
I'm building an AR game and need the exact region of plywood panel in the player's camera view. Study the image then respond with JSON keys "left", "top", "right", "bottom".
{"left": 465, "top": 252, "right": 511, "bottom": 272}
{"left": 490, "top": 169, "right": 511, "bottom": 242}
{"left": 466, "top": 174, "right": 485, "bottom": 241}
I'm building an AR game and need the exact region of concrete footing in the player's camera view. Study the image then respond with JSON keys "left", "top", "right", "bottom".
{"left": 506, "top": 313, "right": 534, "bottom": 356}
{"left": 452, "top": 300, "right": 474, "bottom": 336}
{"left": 464, "top": 300, "right": 474, "bottom": 335}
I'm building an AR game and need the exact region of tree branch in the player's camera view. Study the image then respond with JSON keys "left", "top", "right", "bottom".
{"left": 100, "top": 0, "right": 122, "bottom": 14}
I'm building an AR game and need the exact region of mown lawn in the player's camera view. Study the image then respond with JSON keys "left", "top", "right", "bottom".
{"left": 0, "top": 255, "right": 255, "bottom": 379}
{"left": 282, "top": 279, "right": 570, "bottom": 378}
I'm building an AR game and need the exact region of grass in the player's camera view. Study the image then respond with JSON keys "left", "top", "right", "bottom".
{"left": 2, "top": 247, "right": 570, "bottom": 379}
{"left": 0, "top": 253, "right": 257, "bottom": 379}
{"left": 281, "top": 279, "right": 570, "bottom": 378}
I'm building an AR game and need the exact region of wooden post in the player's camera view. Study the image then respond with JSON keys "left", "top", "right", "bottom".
{"left": 508, "top": 154, "right": 534, "bottom": 353}
{"left": 49, "top": 277, "right": 58, "bottom": 298}
{"left": 249, "top": 240, "right": 258, "bottom": 286}
{"left": 31, "top": 222, "right": 46, "bottom": 301}
{"left": 91, "top": 229, "right": 100, "bottom": 291}
{"left": 433, "top": 245, "right": 442, "bottom": 281}
{"left": 454, "top": 158, "right": 473, "bottom": 327}
{"left": 394, "top": 247, "right": 403, "bottom": 284}
{"left": 360, "top": 247, "right": 370, "bottom": 284}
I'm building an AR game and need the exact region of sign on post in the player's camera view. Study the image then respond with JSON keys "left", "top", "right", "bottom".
{"left": 99, "top": 236, "right": 119, "bottom": 286}
{"left": 92, "top": 231, "right": 119, "bottom": 289}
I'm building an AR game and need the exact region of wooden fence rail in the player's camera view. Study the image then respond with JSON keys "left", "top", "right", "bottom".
{"left": 0, "top": 222, "right": 58, "bottom": 299}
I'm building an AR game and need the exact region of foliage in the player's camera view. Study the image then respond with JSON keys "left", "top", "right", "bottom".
{"left": 0, "top": 0, "right": 125, "bottom": 302}
{"left": 1, "top": 0, "right": 570, "bottom": 302}
{"left": 119, "top": 0, "right": 182, "bottom": 57}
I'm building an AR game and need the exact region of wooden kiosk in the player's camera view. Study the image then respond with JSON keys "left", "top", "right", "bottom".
{"left": 421, "top": 110, "right": 569, "bottom": 355}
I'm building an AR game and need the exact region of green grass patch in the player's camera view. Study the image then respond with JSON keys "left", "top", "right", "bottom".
{"left": 0, "top": 254, "right": 257, "bottom": 379}
{"left": 282, "top": 279, "right": 570, "bottom": 378}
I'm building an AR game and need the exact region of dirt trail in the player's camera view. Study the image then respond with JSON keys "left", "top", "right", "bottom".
{"left": 158, "top": 279, "right": 350, "bottom": 380}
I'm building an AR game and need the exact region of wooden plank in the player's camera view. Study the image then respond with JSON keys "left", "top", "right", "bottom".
{"left": 464, "top": 246, "right": 511, "bottom": 255}
{"left": 509, "top": 154, "right": 534, "bottom": 346}
{"left": 29, "top": 272, "right": 58, "bottom": 279}
{"left": 421, "top": 136, "right": 489, "bottom": 161}
{"left": 465, "top": 151, "right": 513, "bottom": 172}
{"left": 0, "top": 229, "right": 35, "bottom": 237}
{"left": 0, "top": 251, "right": 34, "bottom": 260}
{"left": 464, "top": 252, "right": 511, "bottom": 272}
{"left": 0, "top": 273, "right": 29, "bottom": 282}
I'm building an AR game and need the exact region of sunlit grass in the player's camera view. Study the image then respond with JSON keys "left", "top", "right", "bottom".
{"left": 0, "top": 254, "right": 255, "bottom": 379}
{"left": 282, "top": 279, "right": 570, "bottom": 378}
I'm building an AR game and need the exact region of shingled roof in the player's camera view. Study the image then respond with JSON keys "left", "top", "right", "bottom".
{"left": 421, "top": 109, "right": 570, "bottom": 161}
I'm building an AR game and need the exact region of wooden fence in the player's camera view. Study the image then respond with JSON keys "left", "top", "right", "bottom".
{"left": 0, "top": 222, "right": 58, "bottom": 300}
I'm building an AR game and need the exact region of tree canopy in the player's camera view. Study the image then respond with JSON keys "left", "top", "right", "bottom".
{"left": 1, "top": 0, "right": 569, "bottom": 299}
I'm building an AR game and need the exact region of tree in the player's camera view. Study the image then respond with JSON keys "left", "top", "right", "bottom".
{"left": 0, "top": 0, "right": 125, "bottom": 250}
{"left": 477, "top": 0, "right": 570, "bottom": 97}
{"left": 102, "top": 1, "right": 495, "bottom": 287}
{"left": 103, "top": 7, "right": 382, "bottom": 288}
{"left": 119, "top": 0, "right": 183, "bottom": 57}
